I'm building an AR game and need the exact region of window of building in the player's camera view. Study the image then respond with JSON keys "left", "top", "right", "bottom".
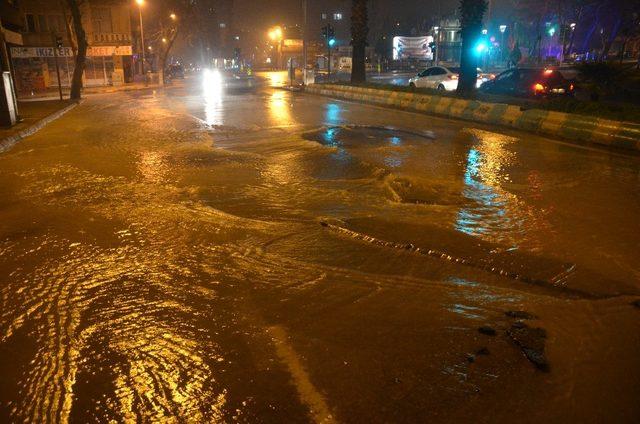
{"left": 91, "top": 7, "right": 113, "bottom": 33}
{"left": 25, "top": 14, "right": 36, "bottom": 32}
{"left": 321, "top": 13, "right": 327, "bottom": 20}
{"left": 219, "top": 22, "right": 226, "bottom": 28}
{"left": 38, "top": 14, "right": 47, "bottom": 32}
{"left": 48, "top": 15, "right": 65, "bottom": 33}
{"left": 333, "top": 13, "right": 343, "bottom": 21}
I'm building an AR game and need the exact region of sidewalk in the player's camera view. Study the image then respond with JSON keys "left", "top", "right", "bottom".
{"left": 17, "top": 81, "right": 166, "bottom": 101}
{"left": 0, "top": 99, "right": 77, "bottom": 152}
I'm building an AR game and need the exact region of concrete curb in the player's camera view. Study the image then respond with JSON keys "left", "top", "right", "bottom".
{"left": 0, "top": 101, "right": 80, "bottom": 153}
{"left": 305, "top": 84, "right": 640, "bottom": 152}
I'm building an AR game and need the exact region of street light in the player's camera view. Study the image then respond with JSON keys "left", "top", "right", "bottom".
{"left": 499, "top": 25, "right": 507, "bottom": 65}
{"left": 268, "top": 26, "right": 283, "bottom": 68}
{"left": 136, "top": 0, "right": 146, "bottom": 77}
{"left": 433, "top": 26, "right": 439, "bottom": 65}
{"left": 170, "top": 13, "right": 176, "bottom": 20}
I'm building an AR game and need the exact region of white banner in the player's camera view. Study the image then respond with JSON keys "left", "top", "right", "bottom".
{"left": 11, "top": 45, "right": 132, "bottom": 58}
{"left": 393, "top": 36, "right": 434, "bottom": 61}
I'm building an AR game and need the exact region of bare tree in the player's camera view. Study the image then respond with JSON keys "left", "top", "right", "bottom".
{"left": 66, "top": 0, "right": 87, "bottom": 100}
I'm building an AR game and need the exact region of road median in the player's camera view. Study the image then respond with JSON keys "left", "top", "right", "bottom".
{"left": 305, "top": 84, "right": 640, "bottom": 152}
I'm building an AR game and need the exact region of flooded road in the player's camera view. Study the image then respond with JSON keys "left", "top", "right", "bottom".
{"left": 1, "top": 72, "right": 639, "bottom": 423}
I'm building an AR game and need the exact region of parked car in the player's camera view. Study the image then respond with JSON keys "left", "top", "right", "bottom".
{"left": 479, "top": 68, "right": 575, "bottom": 97}
{"left": 408, "top": 66, "right": 493, "bottom": 91}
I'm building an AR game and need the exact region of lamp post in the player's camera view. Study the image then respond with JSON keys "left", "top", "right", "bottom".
{"left": 301, "top": 0, "right": 307, "bottom": 84}
{"left": 433, "top": 26, "right": 439, "bottom": 66}
{"left": 499, "top": 25, "right": 507, "bottom": 66}
{"left": 268, "top": 26, "right": 283, "bottom": 69}
{"left": 136, "top": 0, "right": 146, "bottom": 77}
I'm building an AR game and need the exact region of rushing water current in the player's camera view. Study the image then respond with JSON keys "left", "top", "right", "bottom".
{"left": 1, "top": 75, "right": 639, "bottom": 423}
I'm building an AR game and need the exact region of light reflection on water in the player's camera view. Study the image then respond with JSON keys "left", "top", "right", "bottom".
{"left": 203, "top": 71, "right": 224, "bottom": 126}
{"left": 325, "top": 103, "right": 342, "bottom": 125}
{"left": 268, "top": 90, "right": 294, "bottom": 126}
{"left": 264, "top": 71, "right": 288, "bottom": 87}
{"left": 455, "top": 131, "right": 529, "bottom": 247}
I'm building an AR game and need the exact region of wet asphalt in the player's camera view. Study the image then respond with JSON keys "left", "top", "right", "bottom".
{"left": 0, "top": 71, "right": 639, "bottom": 423}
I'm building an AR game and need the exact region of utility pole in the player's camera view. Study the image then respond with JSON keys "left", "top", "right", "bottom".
{"left": 52, "top": 33, "right": 64, "bottom": 100}
{"left": 328, "top": 40, "right": 332, "bottom": 80}
{"left": 302, "top": 0, "right": 308, "bottom": 84}
{"left": 322, "top": 24, "right": 335, "bottom": 81}
{"left": 136, "top": 0, "right": 146, "bottom": 76}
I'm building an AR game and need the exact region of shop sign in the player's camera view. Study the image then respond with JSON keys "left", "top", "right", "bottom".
{"left": 11, "top": 45, "right": 132, "bottom": 58}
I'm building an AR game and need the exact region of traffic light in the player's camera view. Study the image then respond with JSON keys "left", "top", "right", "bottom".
{"left": 55, "top": 36, "right": 63, "bottom": 49}
{"left": 327, "top": 25, "right": 336, "bottom": 47}
{"left": 322, "top": 24, "right": 336, "bottom": 47}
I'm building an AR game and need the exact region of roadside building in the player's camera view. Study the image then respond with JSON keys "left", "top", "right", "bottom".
{"left": 432, "top": 18, "right": 462, "bottom": 65}
{"left": 10, "top": 0, "right": 133, "bottom": 95}
{"left": 1, "top": 0, "right": 24, "bottom": 64}
{"left": 1, "top": 0, "right": 24, "bottom": 124}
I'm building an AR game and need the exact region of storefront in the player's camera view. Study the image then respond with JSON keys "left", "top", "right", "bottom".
{"left": 10, "top": 45, "right": 132, "bottom": 93}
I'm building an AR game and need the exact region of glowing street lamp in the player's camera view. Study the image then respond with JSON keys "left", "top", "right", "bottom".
{"left": 268, "top": 26, "right": 283, "bottom": 41}
{"left": 268, "top": 26, "right": 283, "bottom": 69}
{"left": 170, "top": 13, "right": 177, "bottom": 20}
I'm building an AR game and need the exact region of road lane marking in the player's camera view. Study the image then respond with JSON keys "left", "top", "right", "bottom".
{"left": 267, "top": 325, "right": 336, "bottom": 423}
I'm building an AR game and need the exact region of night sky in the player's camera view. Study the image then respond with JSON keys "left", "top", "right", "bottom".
{"left": 233, "top": 0, "right": 513, "bottom": 30}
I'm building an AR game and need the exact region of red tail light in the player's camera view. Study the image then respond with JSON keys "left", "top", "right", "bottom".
{"left": 533, "top": 83, "right": 545, "bottom": 93}
{"left": 569, "top": 84, "right": 574, "bottom": 91}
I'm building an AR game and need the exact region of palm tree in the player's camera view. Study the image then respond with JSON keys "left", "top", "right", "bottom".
{"left": 457, "top": 0, "right": 487, "bottom": 95}
{"left": 351, "top": 0, "right": 368, "bottom": 83}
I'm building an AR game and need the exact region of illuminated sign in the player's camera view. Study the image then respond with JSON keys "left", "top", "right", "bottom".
{"left": 392, "top": 36, "right": 434, "bottom": 61}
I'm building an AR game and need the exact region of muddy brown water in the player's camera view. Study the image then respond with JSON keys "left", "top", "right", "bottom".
{"left": 1, "top": 76, "right": 639, "bottom": 422}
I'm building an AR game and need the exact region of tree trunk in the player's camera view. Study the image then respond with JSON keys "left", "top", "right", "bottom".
{"left": 160, "top": 29, "right": 179, "bottom": 74}
{"left": 457, "top": 26, "right": 480, "bottom": 95}
{"left": 601, "top": 17, "right": 622, "bottom": 60}
{"left": 456, "top": 0, "right": 486, "bottom": 96}
{"left": 67, "top": 0, "right": 87, "bottom": 100}
{"left": 350, "top": 0, "right": 368, "bottom": 83}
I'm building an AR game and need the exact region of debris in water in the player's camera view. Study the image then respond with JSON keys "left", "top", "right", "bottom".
{"left": 507, "top": 323, "right": 549, "bottom": 372}
{"left": 476, "top": 347, "right": 490, "bottom": 356}
{"left": 505, "top": 310, "right": 538, "bottom": 320}
{"left": 478, "top": 326, "right": 497, "bottom": 336}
